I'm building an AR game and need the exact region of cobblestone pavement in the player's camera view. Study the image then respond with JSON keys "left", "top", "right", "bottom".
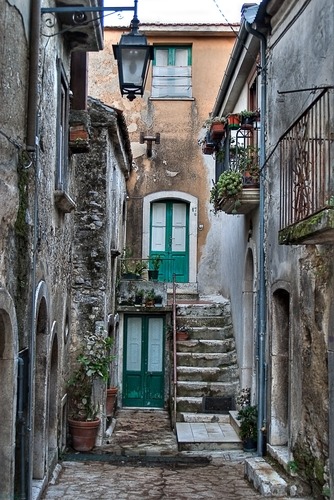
{"left": 41, "top": 410, "right": 313, "bottom": 499}
{"left": 42, "top": 458, "right": 264, "bottom": 499}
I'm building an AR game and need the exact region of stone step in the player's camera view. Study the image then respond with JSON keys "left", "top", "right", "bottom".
{"left": 176, "top": 396, "right": 204, "bottom": 413}
{"left": 187, "top": 326, "right": 234, "bottom": 341}
{"left": 179, "top": 412, "right": 230, "bottom": 424}
{"left": 245, "top": 457, "right": 289, "bottom": 496}
{"left": 177, "top": 351, "right": 238, "bottom": 368}
{"left": 176, "top": 301, "right": 230, "bottom": 317}
{"left": 177, "top": 366, "right": 239, "bottom": 383}
{"left": 176, "top": 421, "right": 242, "bottom": 452}
{"left": 176, "top": 316, "right": 232, "bottom": 329}
{"left": 177, "top": 381, "right": 239, "bottom": 398}
{"left": 176, "top": 338, "right": 236, "bottom": 354}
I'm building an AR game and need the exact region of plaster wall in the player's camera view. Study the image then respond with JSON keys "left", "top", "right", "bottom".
{"left": 264, "top": 0, "right": 333, "bottom": 492}
{"left": 88, "top": 26, "right": 237, "bottom": 291}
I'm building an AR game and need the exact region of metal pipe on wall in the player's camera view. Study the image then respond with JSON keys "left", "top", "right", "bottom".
{"left": 245, "top": 20, "right": 267, "bottom": 457}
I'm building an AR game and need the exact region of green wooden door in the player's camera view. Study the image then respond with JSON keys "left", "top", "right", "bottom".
{"left": 123, "top": 315, "right": 164, "bottom": 408}
{"left": 150, "top": 201, "right": 189, "bottom": 282}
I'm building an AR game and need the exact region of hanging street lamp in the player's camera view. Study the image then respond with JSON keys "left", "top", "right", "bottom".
{"left": 112, "top": 0, "right": 154, "bottom": 101}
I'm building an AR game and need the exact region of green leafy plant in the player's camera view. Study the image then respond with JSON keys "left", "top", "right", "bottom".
{"left": 67, "top": 329, "right": 114, "bottom": 421}
{"left": 203, "top": 115, "right": 227, "bottom": 130}
{"left": 150, "top": 254, "right": 162, "bottom": 271}
{"left": 121, "top": 247, "right": 147, "bottom": 277}
{"left": 237, "top": 405, "right": 258, "bottom": 441}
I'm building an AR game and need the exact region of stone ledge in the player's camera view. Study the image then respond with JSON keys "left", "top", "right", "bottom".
{"left": 279, "top": 208, "right": 334, "bottom": 244}
{"left": 245, "top": 457, "right": 288, "bottom": 497}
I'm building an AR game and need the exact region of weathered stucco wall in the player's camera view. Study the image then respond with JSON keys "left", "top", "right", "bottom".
{"left": 265, "top": 0, "right": 333, "bottom": 494}
{"left": 88, "top": 25, "right": 237, "bottom": 290}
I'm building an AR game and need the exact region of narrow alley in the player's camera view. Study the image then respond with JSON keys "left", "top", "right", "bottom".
{"left": 41, "top": 410, "right": 313, "bottom": 500}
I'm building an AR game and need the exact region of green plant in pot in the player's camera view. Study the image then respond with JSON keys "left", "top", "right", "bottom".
{"left": 148, "top": 254, "right": 162, "bottom": 280}
{"left": 67, "top": 329, "right": 114, "bottom": 451}
{"left": 210, "top": 170, "right": 243, "bottom": 214}
{"left": 121, "top": 247, "right": 147, "bottom": 280}
{"left": 237, "top": 404, "right": 258, "bottom": 451}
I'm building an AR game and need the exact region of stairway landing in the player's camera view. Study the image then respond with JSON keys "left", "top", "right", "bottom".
{"left": 176, "top": 413, "right": 242, "bottom": 452}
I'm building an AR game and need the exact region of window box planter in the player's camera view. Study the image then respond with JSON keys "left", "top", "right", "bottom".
{"left": 227, "top": 114, "right": 241, "bottom": 130}
{"left": 210, "top": 122, "right": 225, "bottom": 141}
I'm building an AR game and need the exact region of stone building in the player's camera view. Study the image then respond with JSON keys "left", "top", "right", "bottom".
{"left": 88, "top": 23, "right": 241, "bottom": 420}
{"left": 0, "top": 1, "right": 131, "bottom": 498}
{"left": 209, "top": 0, "right": 333, "bottom": 496}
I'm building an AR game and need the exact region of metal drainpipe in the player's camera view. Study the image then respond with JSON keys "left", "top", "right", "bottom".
{"left": 245, "top": 21, "right": 267, "bottom": 457}
{"left": 27, "top": 0, "right": 41, "bottom": 151}
{"left": 17, "top": 356, "right": 26, "bottom": 500}
{"left": 26, "top": 1, "right": 41, "bottom": 497}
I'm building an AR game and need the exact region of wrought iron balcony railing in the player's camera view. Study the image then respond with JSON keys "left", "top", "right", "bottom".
{"left": 279, "top": 89, "right": 334, "bottom": 244}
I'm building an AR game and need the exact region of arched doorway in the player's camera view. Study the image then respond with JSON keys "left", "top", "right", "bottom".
{"left": 33, "top": 290, "right": 49, "bottom": 480}
{"left": 143, "top": 191, "right": 198, "bottom": 283}
{"left": 150, "top": 200, "right": 189, "bottom": 282}
{"left": 270, "top": 288, "right": 290, "bottom": 445}
{"left": 48, "top": 322, "right": 59, "bottom": 468}
{"left": 241, "top": 247, "right": 257, "bottom": 391}
{"left": 0, "top": 289, "right": 18, "bottom": 498}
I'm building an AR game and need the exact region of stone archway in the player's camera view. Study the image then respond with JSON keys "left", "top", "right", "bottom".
{"left": 0, "top": 289, "right": 18, "bottom": 498}
{"left": 269, "top": 287, "right": 290, "bottom": 445}
{"left": 48, "top": 322, "right": 59, "bottom": 469}
{"left": 33, "top": 284, "right": 49, "bottom": 480}
{"left": 241, "top": 247, "right": 257, "bottom": 391}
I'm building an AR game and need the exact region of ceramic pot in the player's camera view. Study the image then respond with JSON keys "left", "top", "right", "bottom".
{"left": 68, "top": 418, "right": 100, "bottom": 452}
{"left": 106, "top": 387, "right": 118, "bottom": 416}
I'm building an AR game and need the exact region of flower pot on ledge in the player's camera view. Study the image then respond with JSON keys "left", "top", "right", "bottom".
{"left": 210, "top": 122, "right": 225, "bottom": 141}
{"left": 69, "top": 124, "right": 90, "bottom": 153}
{"left": 106, "top": 387, "right": 118, "bottom": 416}
{"left": 68, "top": 418, "right": 100, "bottom": 452}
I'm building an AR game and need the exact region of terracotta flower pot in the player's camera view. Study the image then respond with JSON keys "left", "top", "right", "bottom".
{"left": 228, "top": 114, "right": 241, "bottom": 129}
{"left": 106, "top": 387, "right": 118, "bottom": 416}
{"left": 210, "top": 122, "right": 225, "bottom": 140}
{"left": 68, "top": 418, "right": 100, "bottom": 452}
{"left": 176, "top": 331, "right": 189, "bottom": 341}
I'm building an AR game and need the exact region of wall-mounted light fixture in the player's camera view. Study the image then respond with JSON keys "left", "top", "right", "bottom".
{"left": 41, "top": 0, "right": 153, "bottom": 101}
{"left": 112, "top": 1, "right": 154, "bottom": 101}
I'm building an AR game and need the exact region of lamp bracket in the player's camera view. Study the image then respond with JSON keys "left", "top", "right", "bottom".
{"left": 41, "top": 6, "right": 135, "bottom": 15}
{"left": 140, "top": 133, "right": 160, "bottom": 158}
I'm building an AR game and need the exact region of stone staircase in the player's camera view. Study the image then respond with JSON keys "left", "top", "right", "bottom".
{"left": 165, "top": 286, "right": 243, "bottom": 452}
{"left": 174, "top": 297, "right": 240, "bottom": 417}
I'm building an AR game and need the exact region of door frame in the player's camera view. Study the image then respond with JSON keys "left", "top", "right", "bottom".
{"left": 122, "top": 314, "right": 165, "bottom": 408}
{"left": 142, "top": 191, "right": 198, "bottom": 283}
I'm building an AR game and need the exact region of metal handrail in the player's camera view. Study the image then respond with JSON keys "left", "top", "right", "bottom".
{"left": 172, "top": 274, "right": 177, "bottom": 431}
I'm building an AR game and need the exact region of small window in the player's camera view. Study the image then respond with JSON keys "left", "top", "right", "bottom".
{"left": 56, "top": 60, "right": 69, "bottom": 191}
{"left": 152, "top": 46, "right": 192, "bottom": 99}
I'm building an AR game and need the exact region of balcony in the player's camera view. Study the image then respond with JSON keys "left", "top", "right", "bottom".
{"left": 55, "top": 0, "right": 104, "bottom": 51}
{"left": 217, "top": 186, "right": 259, "bottom": 215}
{"left": 278, "top": 89, "right": 334, "bottom": 244}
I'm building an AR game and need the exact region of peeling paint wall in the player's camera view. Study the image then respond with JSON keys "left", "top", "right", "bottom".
{"left": 265, "top": 0, "right": 333, "bottom": 495}
{"left": 88, "top": 25, "right": 237, "bottom": 291}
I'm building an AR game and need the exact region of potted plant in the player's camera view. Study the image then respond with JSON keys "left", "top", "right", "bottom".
{"left": 145, "top": 289, "right": 156, "bottom": 307}
{"left": 210, "top": 170, "right": 243, "bottom": 213}
{"left": 176, "top": 325, "right": 190, "bottom": 341}
{"left": 239, "top": 110, "right": 259, "bottom": 127}
{"left": 106, "top": 386, "right": 118, "bottom": 416}
{"left": 134, "top": 288, "right": 145, "bottom": 305}
{"left": 148, "top": 254, "right": 162, "bottom": 281}
{"left": 237, "top": 404, "right": 258, "bottom": 451}
{"left": 204, "top": 116, "right": 227, "bottom": 141}
{"left": 154, "top": 294, "right": 163, "bottom": 307}
{"left": 121, "top": 247, "right": 147, "bottom": 280}
{"left": 227, "top": 113, "right": 241, "bottom": 130}
{"left": 67, "top": 329, "right": 114, "bottom": 451}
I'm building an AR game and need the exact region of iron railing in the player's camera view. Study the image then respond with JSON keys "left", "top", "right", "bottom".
{"left": 280, "top": 89, "right": 333, "bottom": 229}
